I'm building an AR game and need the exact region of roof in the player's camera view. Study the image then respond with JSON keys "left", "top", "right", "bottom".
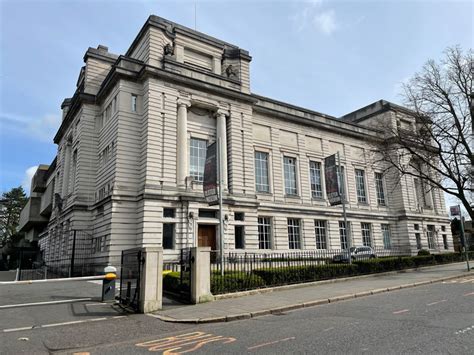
{"left": 340, "top": 99, "right": 418, "bottom": 123}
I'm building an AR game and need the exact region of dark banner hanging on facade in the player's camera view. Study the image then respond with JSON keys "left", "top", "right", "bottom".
{"left": 203, "top": 142, "right": 218, "bottom": 205}
{"left": 325, "top": 154, "right": 341, "bottom": 206}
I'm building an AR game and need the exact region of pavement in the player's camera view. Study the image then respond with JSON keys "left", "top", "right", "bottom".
{"left": 153, "top": 262, "right": 473, "bottom": 323}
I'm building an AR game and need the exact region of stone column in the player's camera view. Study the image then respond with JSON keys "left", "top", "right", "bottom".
{"left": 216, "top": 111, "right": 228, "bottom": 191}
{"left": 177, "top": 102, "right": 188, "bottom": 187}
{"left": 190, "top": 247, "right": 213, "bottom": 304}
{"left": 139, "top": 247, "right": 163, "bottom": 313}
{"left": 62, "top": 142, "right": 71, "bottom": 197}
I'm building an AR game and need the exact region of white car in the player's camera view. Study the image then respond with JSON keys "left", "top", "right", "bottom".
{"left": 333, "top": 246, "right": 377, "bottom": 263}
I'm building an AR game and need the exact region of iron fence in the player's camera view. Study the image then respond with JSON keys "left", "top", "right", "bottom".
{"left": 210, "top": 247, "right": 411, "bottom": 295}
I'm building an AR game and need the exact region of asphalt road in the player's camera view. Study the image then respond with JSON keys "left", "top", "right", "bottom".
{"left": 1, "top": 276, "right": 473, "bottom": 354}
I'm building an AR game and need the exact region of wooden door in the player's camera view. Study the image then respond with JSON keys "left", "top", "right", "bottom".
{"left": 198, "top": 225, "right": 216, "bottom": 250}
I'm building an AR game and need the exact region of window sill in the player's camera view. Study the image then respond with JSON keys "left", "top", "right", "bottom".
{"left": 285, "top": 194, "right": 300, "bottom": 199}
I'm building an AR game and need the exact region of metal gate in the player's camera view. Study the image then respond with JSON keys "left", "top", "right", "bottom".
{"left": 119, "top": 248, "right": 143, "bottom": 312}
{"left": 178, "top": 248, "right": 192, "bottom": 302}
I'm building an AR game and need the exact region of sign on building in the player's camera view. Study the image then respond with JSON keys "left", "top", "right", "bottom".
{"left": 450, "top": 205, "right": 461, "bottom": 217}
{"left": 203, "top": 142, "right": 218, "bottom": 205}
{"left": 325, "top": 154, "right": 341, "bottom": 206}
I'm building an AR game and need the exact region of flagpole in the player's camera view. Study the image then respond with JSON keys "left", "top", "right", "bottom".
{"left": 337, "top": 151, "right": 351, "bottom": 264}
{"left": 217, "top": 137, "right": 224, "bottom": 276}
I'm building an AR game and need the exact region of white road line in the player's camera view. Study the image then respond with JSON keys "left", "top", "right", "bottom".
{"left": 459, "top": 278, "right": 474, "bottom": 284}
{"left": 392, "top": 309, "right": 410, "bottom": 314}
{"left": 247, "top": 336, "right": 295, "bottom": 350}
{"left": 3, "top": 326, "right": 34, "bottom": 333}
{"left": 463, "top": 292, "right": 474, "bottom": 296}
{"left": 323, "top": 327, "right": 334, "bottom": 332}
{"left": 0, "top": 298, "right": 92, "bottom": 309}
{"left": 427, "top": 299, "right": 447, "bottom": 306}
{"left": 2, "top": 315, "right": 126, "bottom": 333}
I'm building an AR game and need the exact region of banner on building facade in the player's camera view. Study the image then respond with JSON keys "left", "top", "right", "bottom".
{"left": 325, "top": 154, "right": 341, "bottom": 206}
{"left": 449, "top": 205, "right": 461, "bottom": 217}
{"left": 203, "top": 142, "right": 218, "bottom": 205}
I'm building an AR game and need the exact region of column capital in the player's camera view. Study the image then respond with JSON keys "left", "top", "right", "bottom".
{"left": 215, "top": 109, "right": 228, "bottom": 118}
{"left": 177, "top": 98, "right": 191, "bottom": 108}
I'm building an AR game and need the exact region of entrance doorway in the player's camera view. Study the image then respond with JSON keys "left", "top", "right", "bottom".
{"left": 198, "top": 224, "right": 217, "bottom": 250}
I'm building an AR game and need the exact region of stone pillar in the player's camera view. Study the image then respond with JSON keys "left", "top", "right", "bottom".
{"left": 177, "top": 102, "right": 188, "bottom": 187}
{"left": 62, "top": 142, "right": 71, "bottom": 197}
{"left": 216, "top": 111, "right": 228, "bottom": 191}
{"left": 139, "top": 247, "right": 163, "bottom": 313}
{"left": 190, "top": 247, "right": 213, "bottom": 304}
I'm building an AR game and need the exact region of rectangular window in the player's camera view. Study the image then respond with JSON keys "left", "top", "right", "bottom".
{"left": 163, "top": 223, "right": 174, "bottom": 249}
{"left": 198, "top": 209, "right": 216, "bottom": 219}
{"left": 163, "top": 208, "right": 175, "bottom": 218}
{"left": 284, "top": 156, "right": 298, "bottom": 196}
{"left": 427, "top": 225, "right": 436, "bottom": 249}
{"left": 235, "top": 226, "right": 244, "bottom": 249}
{"left": 375, "top": 172, "right": 386, "bottom": 206}
{"left": 309, "top": 161, "right": 323, "bottom": 199}
{"left": 339, "top": 221, "right": 348, "bottom": 249}
{"left": 255, "top": 151, "right": 270, "bottom": 193}
{"left": 189, "top": 138, "right": 207, "bottom": 182}
{"left": 314, "top": 220, "right": 327, "bottom": 249}
{"left": 381, "top": 224, "right": 391, "bottom": 249}
{"left": 355, "top": 169, "right": 367, "bottom": 203}
{"left": 258, "top": 217, "right": 272, "bottom": 249}
{"left": 442, "top": 235, "right": 448, "bottom": 250}
{"left": 414, "top": 224, "right": 420, "bottom": 231}
{"left": 415, "top": 233, "right": 422, "bottom": 249}
{"left": 112, "top": 96, "right": 117, "bottom": 113}
{"left": 441, "top": 226, "right": 446, "bottom": 232}
{"left": 361, "top": 222, "right": 372, "bottom": 247}
{"left": 288, "top": 218, "right": 301, "bottom": 249}
{"left": 131, "top": 94, "right": 138, "bottom": 112}
{"left": 234, "top": 212, "right": 245, "bottom": 221}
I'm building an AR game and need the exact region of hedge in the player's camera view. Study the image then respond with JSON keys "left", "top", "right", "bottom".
{"left": 211, "top": 272, "right": 265, "bottom": 294}
{"left": 252, "top": 264, "right": 359, "bottom": 286}
{"left": 163, "top": 271, "right": 189, "bottom": 294}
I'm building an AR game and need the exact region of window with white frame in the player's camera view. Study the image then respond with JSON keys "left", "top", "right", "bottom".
{"left": 314, "top": 220, "right": 327, "bottom": 249}
{"left": 288, "top": 218, "right": 301, "bottom": 249}
{"left": 255, "top": 151, "right": 270, "bottom": 193}
{"left": 131, "top": 94, "right": 138, "bottom": 112}
{"left": 361, "top": 222, "right": 372, "bottom": 247}
{"left": 284, "top": 156, "right": 298, "bottom": 196}
{"left": 189, "top": 138, "right": 207, "bottom": 182}
{"left": 355, "top": 169, "right": 367, "bottom": 203}
{"left": 381, "top": 224, "right": 391, "bottom": 249}
{"left": 339, "top": 221, "right": 348, "bottom": 249}
{"left": 375, "top": 172, "right": 386, "bottom": 206}
{"left": 427, "top": 225, "right": 436, "bottom": 249}
{"left": 310, "top": 161, "right": 323, "bottom": 199}
{"left": 258, "top": 217, "right": 272, "bottom": 249}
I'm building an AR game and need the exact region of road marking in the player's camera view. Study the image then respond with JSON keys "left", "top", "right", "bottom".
{"left": 455, "top": 325, "right": 474, "bottom": 335}
{"left": 0, "top": 298, "right": 92, "bottom": 309}
{"left": 323, "top": 327, "right": 334, "bottom": 332}
{"left": 136, "top": 331, "right": 236, "bottom": 353}
{"left": 247, "top": 336, "right": 295, "bottom": 350}
{"left": 459, "top": 278, "right": 474, "bottom": 283}
{"left": 2, "top": 315, "right": 126, "bottom": 333}
{"left": 392, "top": 309, "right": 410, "bottom": 314}
{"left": 427, "top": 299, "right": 447, "bottom": 306}
{"left": 463, "top": 292, "right": 474, "bottom": 296}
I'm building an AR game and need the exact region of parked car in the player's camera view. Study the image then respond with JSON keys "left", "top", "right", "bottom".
{"left": 333, "top": 246, "right": 377, "bottom": 263}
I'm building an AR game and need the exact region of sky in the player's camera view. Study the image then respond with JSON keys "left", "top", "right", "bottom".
{"left": 0, "top": 0, "right": 472, "bottom": 203}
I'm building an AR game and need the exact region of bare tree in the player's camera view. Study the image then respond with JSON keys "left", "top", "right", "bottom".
{"left": 377, "top": 47, "right": 473, "bottom": 219}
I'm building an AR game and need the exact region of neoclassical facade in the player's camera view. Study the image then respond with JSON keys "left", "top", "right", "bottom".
{"left": 20, "top": 15, "right": 453, "bottom": 263}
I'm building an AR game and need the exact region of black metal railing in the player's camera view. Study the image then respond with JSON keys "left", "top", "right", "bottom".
{"left": 210, "top": 247, "right": 411, "bottom": 295}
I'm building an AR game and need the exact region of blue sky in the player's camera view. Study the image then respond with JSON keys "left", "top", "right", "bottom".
{"left": 0, "top": 0, "right": 472, "bottom": 196}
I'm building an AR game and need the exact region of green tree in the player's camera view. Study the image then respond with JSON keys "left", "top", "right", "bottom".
{"left": 0, "top": 186, "right": 28, "bottom": 245}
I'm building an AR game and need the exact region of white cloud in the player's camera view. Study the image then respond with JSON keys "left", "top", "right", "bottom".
{"left": 291, "top": 0, "right": 338, "bottom": 35}
{"left": 0, "top": 112, "right": 61, "bottom": 142}
{"left": 313, "top": 9, "right": 337, "bottom": 35}
{"left": 22, "top": 166, "right": 38, "bottom": 195}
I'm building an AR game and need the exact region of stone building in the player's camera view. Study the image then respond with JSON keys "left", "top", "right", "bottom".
{"left": 19, "top": 15, "right": 453, "bottom": 264}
